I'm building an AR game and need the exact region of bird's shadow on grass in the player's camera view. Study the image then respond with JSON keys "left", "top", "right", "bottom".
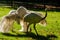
{"left": 2, "top": 32, "right": 57, "bottom": 40}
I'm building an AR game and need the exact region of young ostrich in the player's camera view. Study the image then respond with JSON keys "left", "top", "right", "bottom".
{"left": 16, "top": 6, "right": 47, "bottom": 33}
{"left": 16, "top": 6, "right": 30, "bottom": 32}
{"left": 24, "top": 9, "right": 47, "bottom": 35}
{"left": 0, "top": 10, "right": 16, "bottom": 33}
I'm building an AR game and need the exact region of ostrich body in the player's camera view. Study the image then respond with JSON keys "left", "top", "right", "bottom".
{"left": 24, "top": 10, "right": 47, "bottom": 35}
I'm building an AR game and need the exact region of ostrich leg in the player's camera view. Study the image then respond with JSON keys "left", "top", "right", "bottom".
{"left": 34, "top": 23, "right": 38, "bottom": 36}
{"left": 27, "top": 23, "right": 31, "bottom": 33}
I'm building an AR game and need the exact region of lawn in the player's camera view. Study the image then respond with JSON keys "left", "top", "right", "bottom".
{"left": 0, "top": 7, "right": 60, "bottom": 40}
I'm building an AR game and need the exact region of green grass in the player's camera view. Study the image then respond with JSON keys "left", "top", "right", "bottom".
{"left": 0, "top": 7, "right": 60, "bottom": 40}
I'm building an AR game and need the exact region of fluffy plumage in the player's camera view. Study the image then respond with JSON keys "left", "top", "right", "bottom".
{"left": 0, "top": 10, "right": 16, "bottom": 33}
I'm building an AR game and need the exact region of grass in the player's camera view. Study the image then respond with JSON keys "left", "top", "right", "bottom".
{"left": 0, "top": 6, "right": 60, "bottom": 40}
